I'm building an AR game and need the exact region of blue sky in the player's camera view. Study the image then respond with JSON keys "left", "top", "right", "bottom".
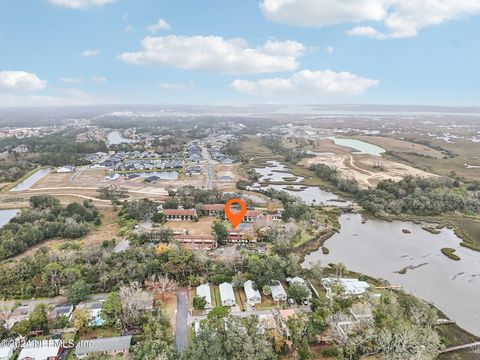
{"left": 0, "top": 0, "right": 479, "bottom": 106}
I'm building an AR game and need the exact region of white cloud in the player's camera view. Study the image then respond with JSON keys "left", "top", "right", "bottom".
{"left": 118, "top": 35, "right": 305, "bottom": 74}
{"left": 325, "top": 46, "right": 334, "bottom": 54}
{"left": 60, "top": 77, "right": 84, "bottom": 84}
{"left": 347, "top": 26, "right": 386, "bottom": 39}
{"left": 91, "top": 76, "right": 108, "bottom": 84}
{"left": 0, "top": 71, "right": 47, "bottom": 92}
{"left": 260, "top": 0, "right": 390, "bottom": 27}
{"left": 147, "top": 18, "right": 172, "bottom": 33}
{"left": 231, "top": 69, "right": 378, "bottom": 97}
{"left": 157, "top": 81, "right": 193, "bottom": 91}
{"left": 260, "top": 0, "right": 480, "bottom": 39}
{"left": 48, "top": 0, "right": 115, "bottom": 10}
{"left": 82, "top": 49, "right": 100, "bottom": 57}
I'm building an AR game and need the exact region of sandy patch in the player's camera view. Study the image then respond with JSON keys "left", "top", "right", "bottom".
{"left": 301, "top": 154, "right": 437, "bottom": 188}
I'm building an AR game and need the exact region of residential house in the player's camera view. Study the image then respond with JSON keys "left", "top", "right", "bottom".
{"left": 51, "top": 304, "right": 74, "bottom": 320}
{"left": 243, "top": 210, "right": 259, "bottom": 223}
{"left": 286, "top": 277, "right": 312, "bottom": 300}
{"left": 18, "top": 340, "right": 63, "bottom": 360}
{"left": 5, "top": 305, "right": 32, "bottom": 330}
{"left": 322, "top": 278, "right": 370, "bottom": 299}
{"left": 201, "top": 204, "right": 224, "bottom": 216}
{"left": 219, "top": 283, "right": 236, "bottom": 307}
{"left": 105, "top": 173, "right": 120, "bottom": 181}
{"left": 163, "top": 209, "right": 198, "bottom": 221}
{"left": 196, "top": 283, "right": 213, "bottom": 309}
{"left": 186, "top": 165, "right": 202, "bottom": 175}
{"left": 74, "top": 336, "right": 132, "bottom": 359}
{"left": 173, "top": 234, "right": 217, "bottom": 250}
{"left": 77, "top": 301, "right": 104, "bottom": 327}
{"left": 244, "top": 280, "right": 261, "bottom": 306}
{"left": 0, "top": 343, "right": 14, "bottom": 360}
{"left": 270, "top": 281, "right": 287, "bottom": 302}
{"left": 56, "top": 165, "right": 75, "bottom": 173}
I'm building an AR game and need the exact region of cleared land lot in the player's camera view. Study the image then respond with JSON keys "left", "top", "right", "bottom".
{"left": 165, "top": 216, "right": 216, "bottom": 235}
{"left": 301, "top": 153, "right": 436, "bottom": 188}
{"left": 352, "top": 136, "right": 445, "bottom": 157}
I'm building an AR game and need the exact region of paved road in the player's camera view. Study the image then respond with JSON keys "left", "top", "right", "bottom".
{"left": 201, "top": 145, "right": 214, "bottom": 190}
{"left": 174, "top": 291, "right": 188, "bottom": 351}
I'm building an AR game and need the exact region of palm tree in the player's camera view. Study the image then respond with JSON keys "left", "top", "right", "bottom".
{"left": 333, "top": 263, "right": 347, "bottom": 278}
{"left": 145, "top": 275, "right": 178, "bottom": 300}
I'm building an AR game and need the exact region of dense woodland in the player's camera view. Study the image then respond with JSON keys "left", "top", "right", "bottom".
{"left": 0, "top": 195, "right": 100, "bottom": 259}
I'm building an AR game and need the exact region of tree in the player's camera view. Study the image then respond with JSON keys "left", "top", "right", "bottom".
{"left": 101, "top": 291, "right": 123, "bottom": 327}
{"left": 28, "top": 304, "right": 48, "bottom": 333}
{"left": 72, "top": 307, "right": 91, "bottom": 333}
{"left": 98, "top": 184, "right": 127, "bottom": 200}
{"left": 145, "top": 275, "right": 177, "bottom": 300}
{"left": 287, "top": 283, "right": 310, "bottom": 303}
{"left": 181, "top": 315, "right": 276, "bottom": 360}
{"left": 119, "top": 282, "right": 149, "bottom": 326}
{"left": 207, "top": 306, "right": 229, "bottom": 320}
{"left": 42, "top": 263, "right": 63, "bottom": 296}
{"left": 66, "top": 279, "right": 89, "bottom": 305}
{"left": 193, "top": 295, "right": 207, "bottom": 311}
{"left": 212, "top": 221, "right": 228, "bottom": 245}
{"left": 286, "top": 312, "right": 312, "bottom": 360}
{"left": 132, "top": 339, "right": 176, "bottom": 360}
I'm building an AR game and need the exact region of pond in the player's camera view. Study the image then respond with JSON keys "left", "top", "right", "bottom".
{"left": 255, "top": 161, "right": 304, "bottom": 183}
{"left": 302, "top": 213, "right": 480, "bottom": 336}
{"left": 265, "top": 184, "right": 350, "bottom": 206}
{"left": 0, "top": 209, "right": 19, "bottom": 228}
{"left": 10, "top": 168, "right": 51, "bottom": 192}
{"left": 130, "top": 171, "right": 179, "bottom": 180}
{"left": 107, "top": 131, "right": 137, "bottom": 145}
{"left": 328, "top": 137, "right": 385, "bottom": 156}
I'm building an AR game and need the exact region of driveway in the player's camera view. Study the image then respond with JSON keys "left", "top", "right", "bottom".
{"left": 174, "top": 291, "right": 188, "bottom": 351}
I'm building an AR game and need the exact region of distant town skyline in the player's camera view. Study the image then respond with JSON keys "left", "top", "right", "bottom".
{"left": 1, "top": 0, "right": 479, "bottom": 107}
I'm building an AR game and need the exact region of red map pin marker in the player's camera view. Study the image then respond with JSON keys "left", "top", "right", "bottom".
{"left": 224, "top": 198, "right": 247, "bottom": 229}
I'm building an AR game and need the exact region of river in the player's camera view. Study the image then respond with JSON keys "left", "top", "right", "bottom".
{"left": 302, "top": 213, "right": 480, "bottom": 336}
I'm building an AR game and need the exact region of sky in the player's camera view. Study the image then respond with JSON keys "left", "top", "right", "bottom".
{"left": 0, "top": 0, "right": 479, "bottom": 107}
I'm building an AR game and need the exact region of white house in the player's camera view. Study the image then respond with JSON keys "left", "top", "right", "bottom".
{"left": 270, "top": 281, "right": 287, "bottom": 302}
{"left": 196, "top": 283, "right": 213, "bottom": 309}
{"left": 18, "top": 340, "right": 63, "bottom": 360}
{"left": 219, "top": 282, "right": 236, "bottom": 307}
{"left": 322, "top": 278, "right": 370, "bottom": 298}
{"left": 105, "top": 173, "right": 120, "bottom": 181}
{"left": 56, "top": 165, "right": 75, "bottom": 173}
{"left": 0, "top": 343, "right": 14, "bottom": 360}
{"left": 244, "top": 280, "right": 261, "bottom": 305}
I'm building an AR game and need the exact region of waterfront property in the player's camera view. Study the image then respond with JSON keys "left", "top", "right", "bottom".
{"left": 321, "top": 278, "right": 370, "bottom": 298}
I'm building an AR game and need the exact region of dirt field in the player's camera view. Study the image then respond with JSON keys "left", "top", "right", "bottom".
{"left": 212, "top": 163, "right": 243, "bottom": 191}
{"left": 301, "top": 153, "right": 437, "bottom": 188}
{"left": 165, "top": 216, "right": 216, "bottom": 235}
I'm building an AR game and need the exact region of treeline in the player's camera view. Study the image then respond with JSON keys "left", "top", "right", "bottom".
{"left": 0, "top": 132, "right": 107, "bottom": 166}
{"left": 261, "top": 135, "right": 313, "bottom": 163}
{"left": 357, "top": 176, "right": 480, "bottom": 216}
{"left": 260, "top": 188, "right": 313, "bottom": 222}
{"left": 309, "top": 164, "right": 359, "bottom": 193}
{"left": 0, "top": 195, "right": 100, "bottom": 259}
